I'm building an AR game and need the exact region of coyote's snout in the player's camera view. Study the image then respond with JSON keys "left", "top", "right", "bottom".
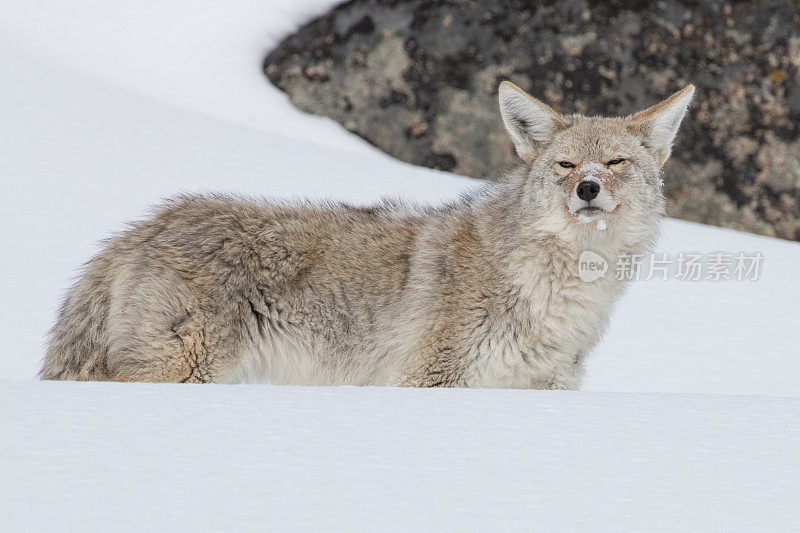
{"left": 42, "top": 81, "right": 694, "bottom": 388}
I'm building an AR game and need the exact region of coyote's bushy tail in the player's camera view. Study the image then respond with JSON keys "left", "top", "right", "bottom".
{"left": 40, "top": 256, "right": 113, "bottom": 381}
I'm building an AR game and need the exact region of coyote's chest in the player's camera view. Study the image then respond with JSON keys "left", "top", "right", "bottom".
{"left": 473, "top": 257, "right": 620, "bottom": 389}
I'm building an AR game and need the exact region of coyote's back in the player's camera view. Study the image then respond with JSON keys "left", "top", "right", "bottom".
{"left": 43, "top": 198, "right": 428, "bottom": 384}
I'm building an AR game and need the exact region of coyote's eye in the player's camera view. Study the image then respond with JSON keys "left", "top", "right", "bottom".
{"left": 606, "top": 158, "right": 626, "bottom": 166}
{"left": 558, "top": 161, "right": 575, "bottom": 169}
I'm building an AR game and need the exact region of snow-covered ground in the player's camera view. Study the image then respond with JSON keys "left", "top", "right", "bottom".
{"left": 2, "top": 381, "right": 799, "bottom": 531}
{"left": 1, "top": 1, "right": 799, "bottom": 530}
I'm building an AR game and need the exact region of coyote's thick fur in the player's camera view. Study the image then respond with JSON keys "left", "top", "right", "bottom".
{"left": 41, "top": 82, "right": 694, "bottom": 388}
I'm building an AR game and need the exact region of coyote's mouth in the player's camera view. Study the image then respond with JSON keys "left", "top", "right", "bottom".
{"left": 576, "top": 206, "right": 605, "bottom": 215}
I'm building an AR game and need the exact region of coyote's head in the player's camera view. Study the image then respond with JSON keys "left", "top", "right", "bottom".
{"left": 498, "top": 81, "right": 694, "bottom": 239}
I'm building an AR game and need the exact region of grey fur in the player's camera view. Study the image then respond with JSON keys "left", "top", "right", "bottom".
{"left": 41, "top": 82, "right": 694, "bottom": 387}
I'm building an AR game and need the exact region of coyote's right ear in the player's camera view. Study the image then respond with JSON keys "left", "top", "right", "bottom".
{"left": 499, "top": 81, "right": 567, "bottom": 163}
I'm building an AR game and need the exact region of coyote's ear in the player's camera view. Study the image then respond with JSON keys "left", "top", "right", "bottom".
{"left": 499, "top": 81, "right": 567, "bottom": 163}
{"left": 628, "top": 85, "right": 695, "bottom": 167}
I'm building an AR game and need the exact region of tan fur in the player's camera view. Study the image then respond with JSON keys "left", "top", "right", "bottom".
{"left": 41, "top": 82, "right": 694, "bottom": 388}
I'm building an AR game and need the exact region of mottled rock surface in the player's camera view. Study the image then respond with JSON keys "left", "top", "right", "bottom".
{"left": 264, "top": 0, "right": 800, "bottom": 240}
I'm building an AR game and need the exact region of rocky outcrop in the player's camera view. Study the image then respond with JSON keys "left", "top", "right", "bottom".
{"left": 264, "top": 0, "right": 800, "bottom": 240}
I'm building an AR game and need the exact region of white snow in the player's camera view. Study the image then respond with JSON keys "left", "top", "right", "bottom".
{"left": 578, "top": 160, "right": 610, "bottom": 181}
{"left": 2, "top": 381, "right": 799, "bottom": 531}
{"left": 575, "top": 213, "right": 606, "bottom": 230}
{"left": 2, "top": 1, "right": 800, "bottom": 530}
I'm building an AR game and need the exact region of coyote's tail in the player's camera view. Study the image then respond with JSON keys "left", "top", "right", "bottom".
{"left": 40, "top": 257, "right": 113, "bottom": 381}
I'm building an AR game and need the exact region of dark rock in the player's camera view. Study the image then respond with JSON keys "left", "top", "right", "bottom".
{"left": 264, "top": 0, "right": 800, "bottom": 241}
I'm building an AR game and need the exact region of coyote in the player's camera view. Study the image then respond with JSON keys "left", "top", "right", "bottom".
{"left": 41, "top": 82, "right": 694, "bottom": 388}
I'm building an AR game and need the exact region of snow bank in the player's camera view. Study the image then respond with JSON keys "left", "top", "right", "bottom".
{"left": 2, "top": 381, "right": 798, "bottom": 531}
{"left": 0, "top": 0, "right": 369, "bottom": 153}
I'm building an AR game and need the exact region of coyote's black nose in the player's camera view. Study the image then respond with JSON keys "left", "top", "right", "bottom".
{"left": 576, "top": 180, "right": 600, "bottom": 202}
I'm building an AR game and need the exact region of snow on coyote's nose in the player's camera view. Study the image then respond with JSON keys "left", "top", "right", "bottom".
{"left": 575, "top": 161, "right": 614, "bottom": 184}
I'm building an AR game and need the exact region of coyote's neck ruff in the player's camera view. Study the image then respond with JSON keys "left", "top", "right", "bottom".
{"left": 42, "top": 82, "right": 694, "bottom": 388}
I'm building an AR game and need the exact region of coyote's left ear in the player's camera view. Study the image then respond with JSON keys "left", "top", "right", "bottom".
{"left": 499, "top": 81, "right": 568, "bottom": 163}
{"left": 628, "top": 85, "right": 695, "bottom": 167}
